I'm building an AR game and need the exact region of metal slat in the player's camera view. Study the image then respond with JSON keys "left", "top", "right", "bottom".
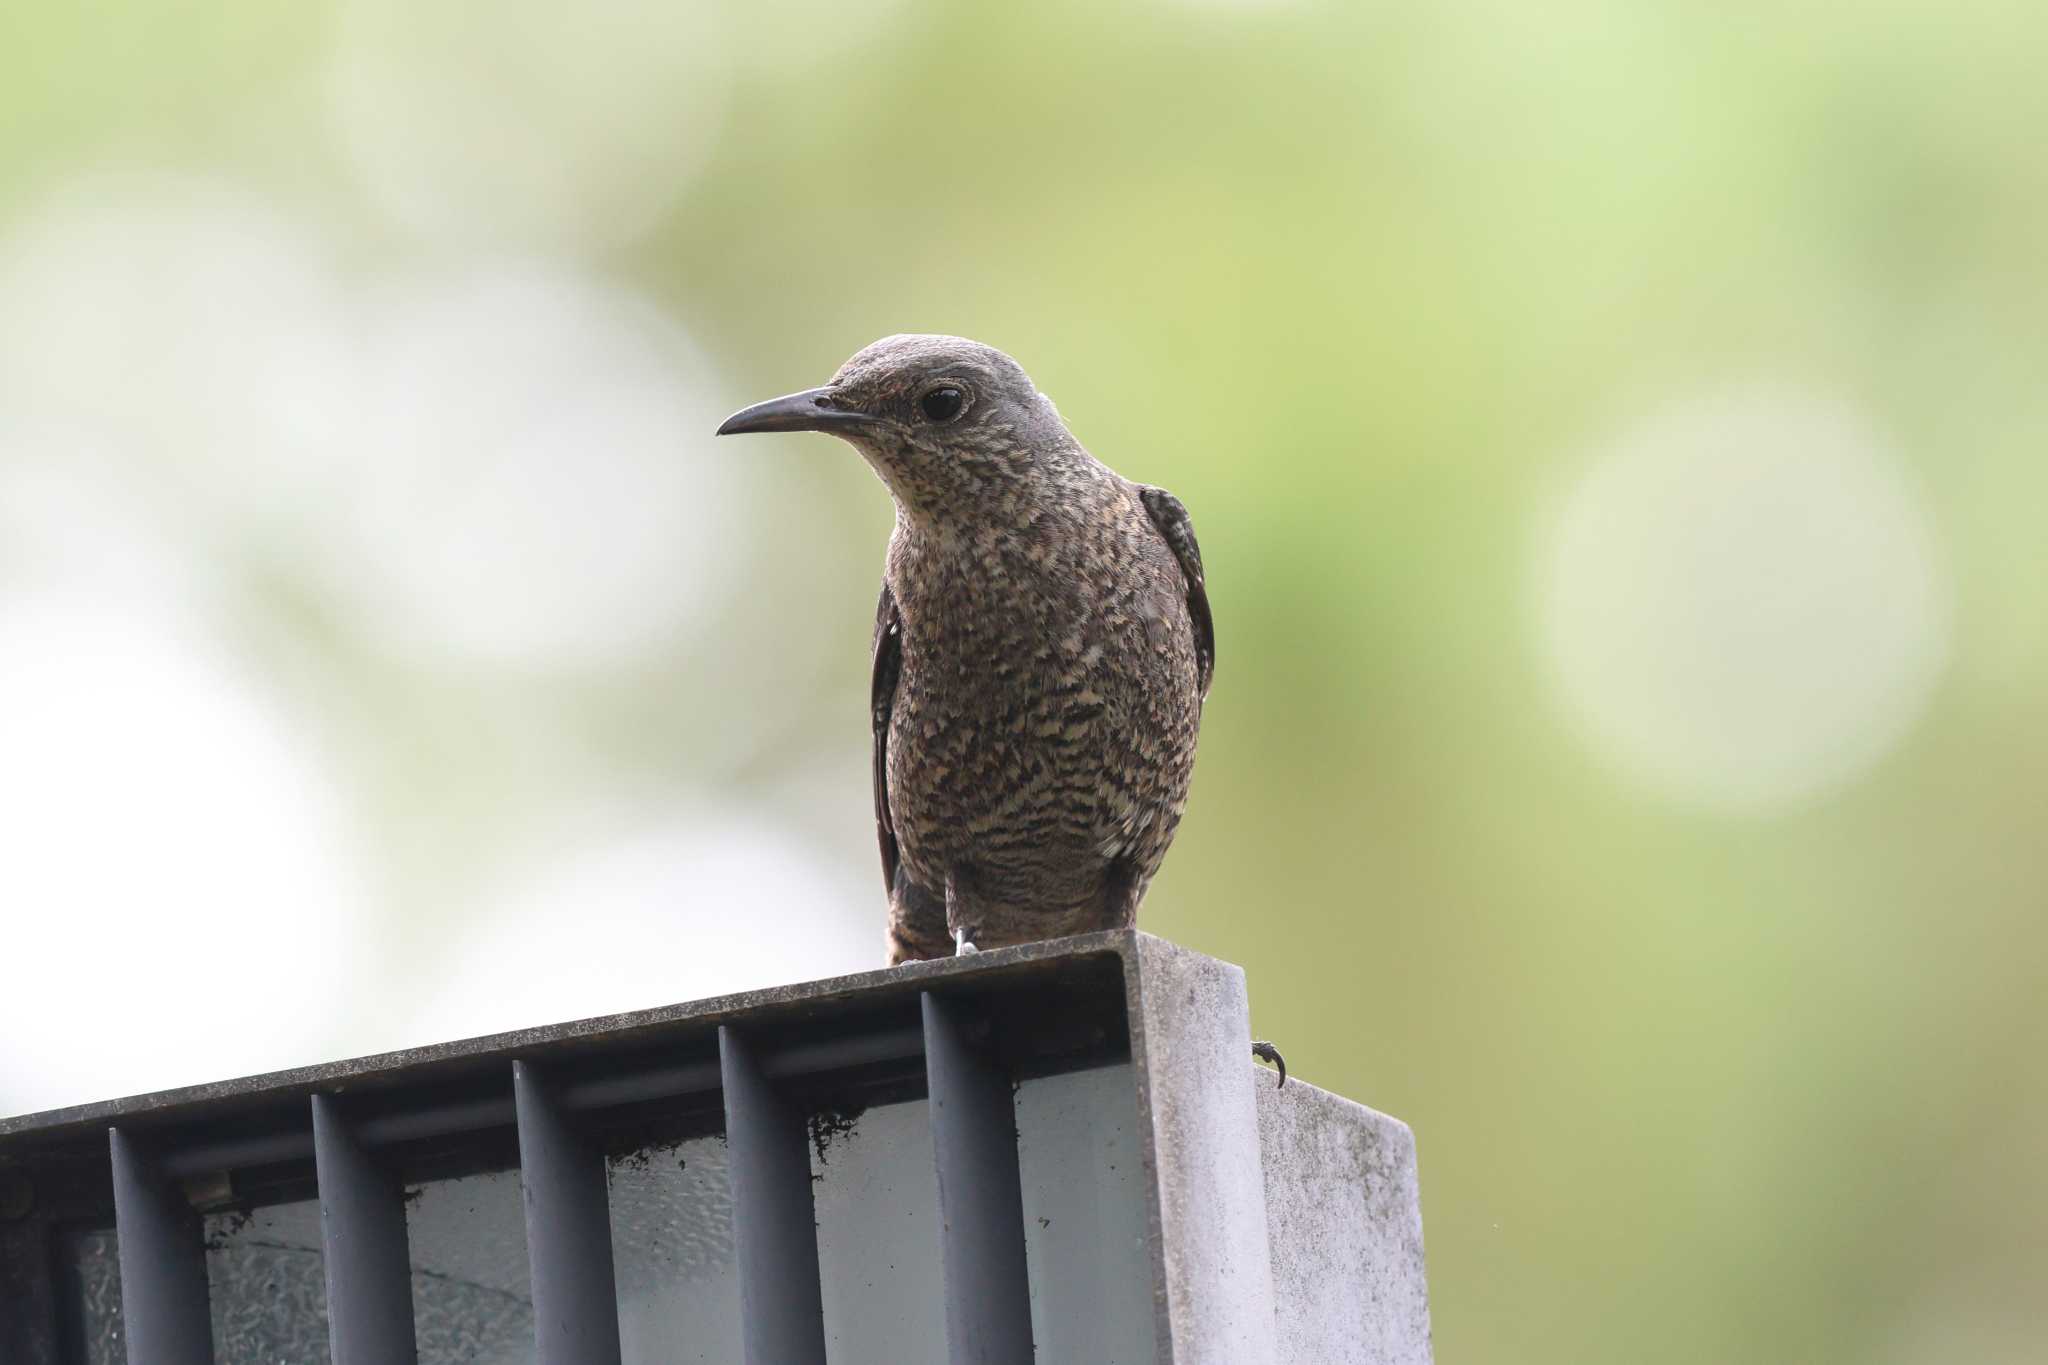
{"left": 922, "top": 991, "right": 1034, "bottom": 1364}
{"left": 107, "top": 1127, "right": 214, "bottom": 1365}
{"left": 156, "top": 1024, "right": 928, "bottom": 1179}
{"left": 311, "top": 1095, "right": 419, "bottom": 1365}
{"left": 718, "top": 1025, "right": 827, "bottom": 1365}
{"left": 512, "top": 1061, "right": 623, "bottom": 1365}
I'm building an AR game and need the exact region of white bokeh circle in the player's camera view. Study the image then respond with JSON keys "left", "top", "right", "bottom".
{"left": 0, "top": 593, "right": 368, "bottom": 1114}
{"left": 1536, "top": 386, "right": 1951, "bottom": 813}
{"left": 409, "top": 807, "right": 871, "bottom": 1044}
{"left": 328, "top": 0, "right": 732, "bottom": 251}
{"left": 0, "top": 420, "right": 226, "bottom": 620}
{"left": 0, "top": 174, "right": 359, "bottom": 537}
{"left": 0, "top": 177, "right": 739, "bottom": 676}
{"left": 340, "top": 260, "right": 737, "bottom": 671}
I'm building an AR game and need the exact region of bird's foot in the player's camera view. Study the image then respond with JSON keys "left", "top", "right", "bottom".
{"left": 1252, "top": 1040, "right": 1287, "bottom": 1089}
{"left": 953, "top": 927, "right": 979, "bottom": 956}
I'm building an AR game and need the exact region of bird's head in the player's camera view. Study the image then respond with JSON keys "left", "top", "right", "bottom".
{"left": 716, "top": 335, "right": 1089, "bottom": 522}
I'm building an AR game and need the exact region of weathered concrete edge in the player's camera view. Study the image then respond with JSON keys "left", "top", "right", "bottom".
{"left": 1125, "top": 933, "right": 1279, "bottom": 1365}
{"left": 1256, "top": 1073, "right": 1434, "bottom": 1365}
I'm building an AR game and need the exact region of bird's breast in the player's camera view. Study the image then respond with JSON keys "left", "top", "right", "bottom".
{"left": 882, "top": 524, "right": 1202, "bottom": 890}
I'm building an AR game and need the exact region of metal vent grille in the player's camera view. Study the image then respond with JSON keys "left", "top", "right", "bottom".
{"left": 0, "top": 936, "right": 1140, "bottom": 1365}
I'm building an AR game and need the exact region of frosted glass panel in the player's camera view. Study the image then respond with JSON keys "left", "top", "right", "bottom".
{"left": 803, "top": 1066, "right": 1155, "bottom": 1363}
{"left": 56, "top": 1063, "right": 1155, "bottom": 1364}
{"left": 1017, "top": 1063, "right": 1157, "bottom": 1364}
{"left": 407, "top": 1168, "right": 534, "bottom": 1365}
{"left": 206, "top": 1199, "right": 330, "bottom": 1363}
{"left": 812, "top": 1096, "right": 946, "bottom": 1364}
{"left": 66, "top": 1227, "right": 123, "bottom": 1365}
{"left": 608, "top": 1134, "right": 741, "bottom": 1364}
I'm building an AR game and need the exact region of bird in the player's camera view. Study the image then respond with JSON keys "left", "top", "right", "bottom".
{"left": 719, "top": 336, "right": 1283, "bottom": 1085}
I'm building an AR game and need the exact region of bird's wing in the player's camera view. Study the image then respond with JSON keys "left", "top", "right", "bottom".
{"left": 871, "top": 582, "right": 904, "bottom": 894}
{"left": 1138, "top": 484, "right": 1215, "bottom": 699}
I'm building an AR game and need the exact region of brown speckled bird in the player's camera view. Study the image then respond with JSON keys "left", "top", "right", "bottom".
{"left": 719, "top": 335, "right": 1211, "bottom": 961}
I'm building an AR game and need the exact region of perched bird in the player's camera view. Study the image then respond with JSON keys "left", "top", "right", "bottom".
{"left": 721, "top": 336, "right": 1283, "bottom": 1085}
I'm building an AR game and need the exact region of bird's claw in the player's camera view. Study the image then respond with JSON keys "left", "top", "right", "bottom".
{"left": 1252, "top": 1040, "right": 1287, "bottom": 1088}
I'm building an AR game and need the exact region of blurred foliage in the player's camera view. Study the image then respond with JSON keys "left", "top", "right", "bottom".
{"left": 4, "top": 1, "right": 2046, "bottom": 1362}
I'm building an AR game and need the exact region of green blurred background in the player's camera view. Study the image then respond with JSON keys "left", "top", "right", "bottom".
{"left": 3, "top": 1, "right": 2044, "bottom": 1361}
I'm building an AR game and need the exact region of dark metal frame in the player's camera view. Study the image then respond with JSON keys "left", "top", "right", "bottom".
{"left": 0, "top": 932, "right": 1135, "bottom": 1365}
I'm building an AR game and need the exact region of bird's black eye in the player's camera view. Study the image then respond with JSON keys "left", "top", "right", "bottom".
{"left": 919, "top": 385, "right": 966, "bottom": 423}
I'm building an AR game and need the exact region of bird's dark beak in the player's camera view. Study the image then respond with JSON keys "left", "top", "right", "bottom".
{"left": 716, "top": 387, "right": 879, "bottom": 437}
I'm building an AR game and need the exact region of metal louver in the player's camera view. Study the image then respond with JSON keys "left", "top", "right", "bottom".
{"left": 0, "top": 932, "right": 1434, "bottom": 1365}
